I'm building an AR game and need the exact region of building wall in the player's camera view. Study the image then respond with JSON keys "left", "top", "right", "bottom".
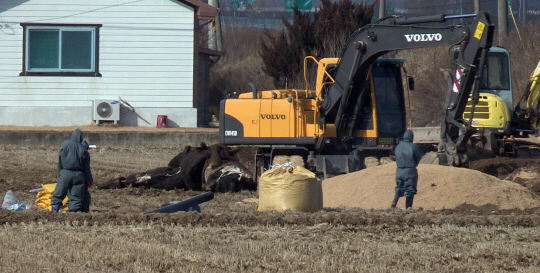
{"left": 0, "top": 0, "right": 197, "bottom": 127}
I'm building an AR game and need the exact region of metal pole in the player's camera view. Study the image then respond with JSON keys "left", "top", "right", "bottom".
{"left": 460, "top": 0, "right": 464, "bottom": 23}
{"left": 215, "top": 0, "right": 223, "bottom": 52}
{"left": 379, "top": 0, "right": 386, "bottom": 20}
{"left": 208, "top": 0, "right": 218, "bottom": 50}
{"left": 521, "top": 0, "right": 527, "bottom": 23}
{"left": 474, "top": 0, "right": 480, "bottom": 14}
{"left": 498, "top": 0, "right": 508, "bottom": 45}
{"left": 145, "top": 192, "right": 214, "bottom": 213}
{"left": 444, "top": 14, "right": 477, "bottom": 19}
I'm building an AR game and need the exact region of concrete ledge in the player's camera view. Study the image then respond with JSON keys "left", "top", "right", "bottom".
{"left": 0, "top": 132, "right": 220, "bottom": 147}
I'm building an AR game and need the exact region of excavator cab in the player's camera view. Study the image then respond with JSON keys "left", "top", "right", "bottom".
{"left": 316, "top": 58, "right": 407, "bottom": 145}
{"left": 371, "top": 59, "right": 407, "bottom": 140}
{"left": 461, "top": 47, "right": 513, "bottom": 135}
{"left": 311, "top": 58, "right": 407, "bottom": 174}
{"left": 479, "top": 47, "right": 512, "bottom": 102}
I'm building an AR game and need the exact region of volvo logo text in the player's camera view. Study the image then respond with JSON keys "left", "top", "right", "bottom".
{"left": 404, "top": 33, "right": 442, "bottom": 42}
{"left": 260, "top": 114, "right": 286, "bottom": 119}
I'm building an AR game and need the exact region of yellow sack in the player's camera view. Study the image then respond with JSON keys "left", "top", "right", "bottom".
{"left": 258, "top": 164, "right": 322, "bottom": 212}
{"left": 35, "top": 183, "right": 68, "bottom": 211}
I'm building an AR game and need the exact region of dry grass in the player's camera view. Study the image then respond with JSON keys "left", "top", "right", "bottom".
{"left": 1, "top": 221, "right": 540, "bottom": 272}
{"left": 1, "top": 145, "right": 540, "bottom": 272}
{"left": 502, "top": 22, "right": 540, "bottom": 102}
{"left": 394, "top": 46, "right": 452, "bottom": 127}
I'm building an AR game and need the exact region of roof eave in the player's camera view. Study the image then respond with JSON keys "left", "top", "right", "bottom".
{"left": 179, "top": 0, "right": 218, "bottom": 20}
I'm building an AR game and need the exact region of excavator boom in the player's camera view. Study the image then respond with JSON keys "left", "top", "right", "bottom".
{"left": 319, "top": 12, "right": 495, "bottom": 166}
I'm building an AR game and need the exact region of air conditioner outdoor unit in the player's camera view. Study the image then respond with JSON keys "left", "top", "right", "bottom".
{"left": 93, "top": 99, "right": 120, "bottom": 124}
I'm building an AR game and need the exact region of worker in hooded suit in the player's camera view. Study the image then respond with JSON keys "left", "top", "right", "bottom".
{"left": 51, "top": 129, "right": 93, "bottom": 213}
{"left": 392, "top": 130, "right": 422, "bottom": 209}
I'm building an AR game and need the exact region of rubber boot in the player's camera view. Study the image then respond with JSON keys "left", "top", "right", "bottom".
{"left": 81, "top": 190, "right": 91, "bottom": 213}
{"left": 51, "top": 204, "right": 60, "bottom": 213}
{"left": 391, "top": 189, "right": 401, "bottom": 208}
{"left": 405, "top": 196, "right": 414, "bottom": 209}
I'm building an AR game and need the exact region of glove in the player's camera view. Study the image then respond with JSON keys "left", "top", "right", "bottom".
{"left": 85, "top": 181, "right": 93, "bottom": 190}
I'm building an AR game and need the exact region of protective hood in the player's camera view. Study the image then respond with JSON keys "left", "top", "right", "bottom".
{"left": 70, "top": 129, "right": 84, "bottom": 143}
{"left": 403, "top": 130, "right": 414, "bottom": 143}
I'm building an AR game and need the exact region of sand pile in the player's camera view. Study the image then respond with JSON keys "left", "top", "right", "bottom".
{"left": 322, "top": 163, "right": 540, "bottom": 210}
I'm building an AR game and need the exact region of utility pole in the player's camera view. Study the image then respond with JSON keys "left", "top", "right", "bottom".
{"left": 379, "top": 0, "right": 386, "bottom": 20}
{"left": 460, "top": 0, "right": 464, "bottom": 23}
{"left": 207, "top": 0, "right": 223, "bottom": 52}
{"left": 498, "top": 0, "right": 508, "bottom": 45}
{"left": 474, "top": 0, "right": 480, "bottom": 14}
{"left": 208, "top": 0, "right": 217, "bottom": 50}
{"left": 521, "top": 0, "right": 527, "bottom": 23}
{"left": 215, "top": 0, "right": 223, "bottom": 52}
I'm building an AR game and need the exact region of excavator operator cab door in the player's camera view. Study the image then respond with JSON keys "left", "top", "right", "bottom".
{"left": 453, "top": 46, "right": 512, "bottom": 111}
{"left": 455, "top": 46, "right": 513, "bottom": 134}
{"left": 370, "top": 59, "right": 407, "bottom": 142}
{"left": 479, "top": 47, "right": 513, "bottom": 115}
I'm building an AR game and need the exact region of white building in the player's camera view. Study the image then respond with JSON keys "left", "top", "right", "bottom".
{"left": 0, "top": 0, "right": 220, "bottom": 127}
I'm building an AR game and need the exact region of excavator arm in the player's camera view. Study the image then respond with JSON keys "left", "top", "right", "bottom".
{"left": 511, "top": 60, "right": 540, "bottom": 138}
{"left": 319, "top": 12, "right": 495, "bottom": 166}
{"left": 526, "top": 62, "right": 540, "bottom": 128}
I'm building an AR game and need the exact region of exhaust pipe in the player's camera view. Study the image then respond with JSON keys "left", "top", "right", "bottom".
{"left": 249, "top": 82, "right": 257, "bottom": 99}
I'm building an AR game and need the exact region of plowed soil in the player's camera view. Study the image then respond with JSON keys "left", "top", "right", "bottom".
{"left": 1, "top": 143, "right": 540, "bottom": 272}
{"left": 470, "top": 157, "right": 540, "bottom": 195}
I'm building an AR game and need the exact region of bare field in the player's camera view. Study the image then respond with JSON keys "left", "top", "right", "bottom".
{"left": 2, "top": 145, "right": 540, "bottom": 272}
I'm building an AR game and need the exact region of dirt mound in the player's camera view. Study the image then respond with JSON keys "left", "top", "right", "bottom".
{"left": 322, "top": 163, "right": 540, "bottom": 210}
{"left": 469, "top": 157, "right": 540, "bottom": 196}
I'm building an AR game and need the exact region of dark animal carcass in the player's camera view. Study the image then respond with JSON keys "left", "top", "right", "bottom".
{"left": 168, "top": 145, "right": 193, "bottom": 168}
{"left": 177, "top": 143, "right": 213, "bottom": 190}
{"left": 97, "top": 167, "right": 184, "bottom": 190}
{"left": 169, "top": 143, "right": 255, "bottom": 192}
{"left": 97, "top": 143, "right": 255, "bottom": 192}
{"left": 203, "top": 159, "right": 255, "bottom": 192}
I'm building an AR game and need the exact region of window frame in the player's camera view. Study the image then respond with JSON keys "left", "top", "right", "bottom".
{"left": 480, "top": 52, "right": 511, "bottom": 90}
{"left": 20, "top": 23, "right": 102, "bottom": 77}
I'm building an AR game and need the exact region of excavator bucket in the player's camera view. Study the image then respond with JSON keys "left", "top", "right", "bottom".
{"left": 412, "top": 127, "right": 442, "bottom": 165}
{"left": 466, "top": 131, "right": 498, "bottom": 159}
{"left": 412, "top": 127, "right": 441, "bottom": 144}
{"left": 419, "top": 151, "right": 439, "bottom": 165}
{"left": 413, "top": 127, "right": 497, "bottom": 164}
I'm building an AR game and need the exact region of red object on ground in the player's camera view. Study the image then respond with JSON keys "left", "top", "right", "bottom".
{"left": 157, "top": 115, "right": 169, "bottom": 128}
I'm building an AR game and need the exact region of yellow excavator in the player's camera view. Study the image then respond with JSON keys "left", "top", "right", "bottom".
{"left": 514, "top": 61, "right": 540, "bottom": 133}
{"left": 219, "top": 11, "right": 540, "bottom": 178}
{"left": 456, "top": 53, "right": 540, "bottom": 159}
